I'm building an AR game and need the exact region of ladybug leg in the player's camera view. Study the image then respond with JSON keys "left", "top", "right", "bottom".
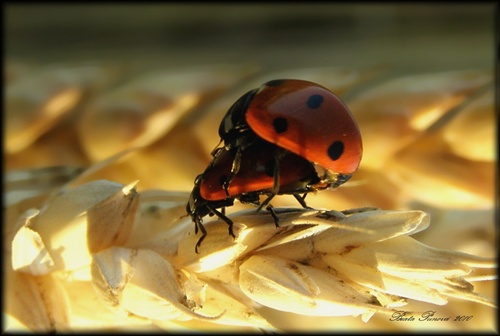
{"left": 257, "top": 152, "right": 281, "bottom": 212}
{"left": 205, "top": 204, "right": 236, "bottom": 239}
{"left": 258, "top": 193, "right": 275, "bottom": 212}
{"left": 292, "top": 193, "right": 310, "bottom": 208}
{"left": 209, "top": 147, "right": 225, "bottom": 169}
{"left": 194, "top": 217, "right": 207, "bottom": 254}
{"left": 209, "top": 139, "right": 224, "bottom": 157}
{"left": 222, "top": 147, "right": 243, "bottom": 197}
{"left": 266, "top": 204, "right": 280, "bottom": 227}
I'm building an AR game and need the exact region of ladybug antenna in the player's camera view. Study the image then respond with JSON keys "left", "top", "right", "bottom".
{"left": 257, "top": 151, "right": 281, "bottom": 212}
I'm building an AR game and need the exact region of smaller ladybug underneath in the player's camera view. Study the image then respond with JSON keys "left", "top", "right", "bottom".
{"left": 187, "top": 79, "right": 363, "bottom": 253}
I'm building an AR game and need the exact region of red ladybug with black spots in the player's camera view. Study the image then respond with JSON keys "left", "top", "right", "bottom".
{"left": 187, "top": 138, "right": 351, "bottom": 253}
{"left": 187, "top": 79, "right": 363, "bottom": 252}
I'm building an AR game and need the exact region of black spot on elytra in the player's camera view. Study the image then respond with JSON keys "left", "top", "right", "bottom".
{"left": 273, "top": 117, "right": 288, "bottom": 133}
{"left": 265, "top": 79, "right": 285, "bottom": 87}
{"left": 306, "top": 94, "right": 323, "bottom": 109}
{"left": 328, "top": 141, "right": 344, "bottom": 161}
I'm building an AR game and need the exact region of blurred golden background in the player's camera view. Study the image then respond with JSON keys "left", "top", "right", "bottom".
{"left": 6, "top": 4, "right": 493, "bottom": 70}
{"left": 4, "top": 3, "right": 497, "bottom": 333}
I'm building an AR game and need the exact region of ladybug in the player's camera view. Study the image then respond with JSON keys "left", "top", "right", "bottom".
{"left": 215, "top": 79, "right": 362, "bottom": 191}
{"left": 186, "top": 138, "right": 351, "bottom": 253}
{"left": 187, "top": 79, "right": 362, "bottom": 252}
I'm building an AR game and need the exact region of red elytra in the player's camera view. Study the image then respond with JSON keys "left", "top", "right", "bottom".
{"left": 199, "top": 139, "right": 321, "bottom": 202}
{"left": 244, "top": 79, "right": 363, "bottom": 175}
